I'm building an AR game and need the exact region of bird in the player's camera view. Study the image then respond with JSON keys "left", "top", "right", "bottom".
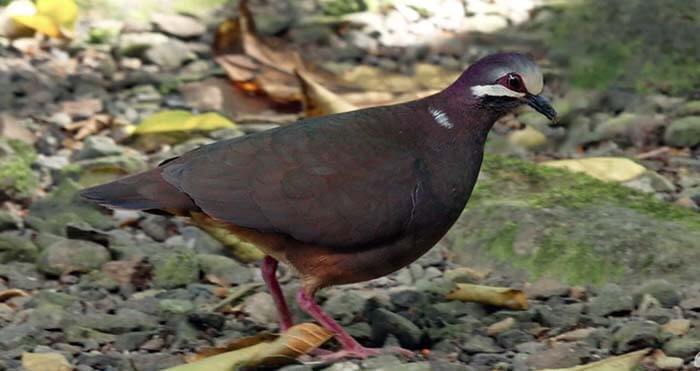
{"left": 80, "top": 52, "right": 557, "bottom": 360}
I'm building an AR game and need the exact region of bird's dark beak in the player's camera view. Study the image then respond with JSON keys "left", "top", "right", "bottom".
{"left": 525, "top": 94, "right": 558, "bottom": 124}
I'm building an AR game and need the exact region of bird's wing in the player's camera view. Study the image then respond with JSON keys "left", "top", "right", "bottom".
{"left": 160, "top": 113, "right": 422, "bottom": 247}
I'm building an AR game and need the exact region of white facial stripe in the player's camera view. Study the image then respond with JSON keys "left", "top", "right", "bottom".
{"left": 471, "top": 84, "right": 526, "bottom": 98}
{"left": 429, "top": 107, "right": 453, "bottom": 129}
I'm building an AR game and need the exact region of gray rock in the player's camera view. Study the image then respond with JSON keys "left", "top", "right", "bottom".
{"left": 495, "top": 329, "right": 534, "bottom": 348}
{"left": 152, "top": 249, "right": 200, "bottom": 289}
{"left": 127, "top": 352, "right": 183, "bottom": 371}
{"left": 151, "top": 13, "right": 206, "bottom": 39}
{"left": 0, "top": 232, "right": 37, "bottom": 263}
{"left": 197, "top": 254, "right": 252, "bottom": 286}
{"left": 0, "top": 323, "right": 39, "bottom": 351}
{"left": 65, "top": 326, "right": 117, "bottom": 345}
{"left": 158, "top": 299, "right": 194, "bottom": 316}
{"left": 633, "top": 279, "right": 682, "bottom": 308}
{"left": 118, "top": 32, "right": 169, "bottom": 57}
{"left": 527, "top": 342, "right": 590, "bottom": 369}
{"left": 0, "top": 210, "right": 19, "bottom": 231}
{"left": 664, "top": 116, "right": 700, "bottom": 147}
{"left": 460, "top": 334, "right": 502, "bottom": 354}
{"left": 323, "top": 290, "right": 370, "bottom": 325}
{"left": 139, "top": 215, "right": 171, "bottom": 242}
{"left": 0, "top": 263, "right": 42, "bottom": 290}
{"left": 677, "top": 101, "right": 700, "bottom": 116}
{"left": 370, "top": 308, "right": 423, "bottom": 349}
{"left": 80, "top": 308, "right": 159, "bottom": 334}
{"left": 73, "top": 136, "right": 126, "bottom": 160}
{"left": 37, "top": 239, "right": 110, "bottom": 276}
{"left": 27, "top": 304, "right": 72, "bottom": 329}
{"left": 526, "top": 277, "right": 570, "bottom": 299}
{"left": 536, "top": 304, "right": 583, "bottom": 329}
{"left": 144, "top": 39, "right": 194, "bottom": 69}
{"left": 114, "top": 331, "right": 153, "bottom": 351}
{"left": 587, "top": 284, "right": 634, "bottom": 317}
{"left": 663, "top": 337, "right": 700, "bottom": 359}
{"left": 613, "top": 320, "right": 660, "bottom": 353}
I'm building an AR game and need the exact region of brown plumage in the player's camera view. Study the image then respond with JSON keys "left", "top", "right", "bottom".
{"left": 81, "top": 52, "right": 556, "bottom": 360}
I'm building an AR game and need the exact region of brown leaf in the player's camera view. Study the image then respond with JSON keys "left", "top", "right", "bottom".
{"left": 213, "top": 0, "right": 303, "bottom": 104}
{"left": 168, "top": 323, "right": 333, "bottom": 370}
{"left": 296, "top": 69, "right": 358, "bottom": 117}
{"left": 0, "top": 288, "right": 30, "bottom": 302}
{"left": 187, "top": 332, "right": 278, "bottom": 362}
{"left": 446, "top": 283, "right": 528, "bottom": 310}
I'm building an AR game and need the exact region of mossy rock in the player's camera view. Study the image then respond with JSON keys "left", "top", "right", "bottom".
{"left": 26, "top": 180, "right": 114, "bottom": 236}
{"left": 0, "top": 138, "right": 39, "bottom": 200}
{"left": 443, "top": 155, "right": 700, "bottom": 286}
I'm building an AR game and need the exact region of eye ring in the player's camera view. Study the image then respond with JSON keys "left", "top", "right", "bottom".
{"left": 497, "top": 73, "right": 526, "bottom": 93}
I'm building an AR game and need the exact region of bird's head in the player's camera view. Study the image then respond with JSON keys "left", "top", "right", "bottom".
{"left": 457, "top": 53, "right": 557, "bottom": 124}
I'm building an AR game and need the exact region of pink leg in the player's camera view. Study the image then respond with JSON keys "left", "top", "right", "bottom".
{"left": 261, "top": 256, "right": 294, "bottom": 331}
{"left": 296, "top": 289, "right": 414, "bottom": 361}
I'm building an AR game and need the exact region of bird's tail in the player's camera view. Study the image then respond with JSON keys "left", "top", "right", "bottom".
{"left": 79, "top": 168, "right": 198, "bottom": 215}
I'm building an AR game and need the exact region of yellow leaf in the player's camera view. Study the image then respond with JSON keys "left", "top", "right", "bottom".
{"left": 22, "top": 352, "right": 71, "bottom": 371}
{"left": 446, "top": 283, "right": 528, "bottom": 310}
{"left": 166, "top": 323, "right": 333, "bottom": 370}
{"left": 541, "top": 157, "right": 647, "bottom": 183}
{"left": 36, "top": 0, "right": 78, "bottom": 28}
{"left": 296, "top": 69, "right": 358, "bottom": 117}
{"left": 133, "top": 111, "right": 236, "bottom": 135}
{"left": 9, "top": 0, "right": 78, "bottom": 37}
{"left": 539, "top": 348, "right": 649, "bottom": 371}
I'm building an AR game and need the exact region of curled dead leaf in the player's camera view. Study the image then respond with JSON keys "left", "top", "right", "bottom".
{"left": 167, "top": 323, "right": 333, "bottom": 370}
{"left": 539, "top": 348, "right": 649, "bottom": 371}
{"left": 0, "top": 288, "right": 29, "bottom": 302}
{"left": 446, "top": 283, "right": 528, "bottom": 310}
{"left": 296, "top": 69, "right": 358, "bottom": 117}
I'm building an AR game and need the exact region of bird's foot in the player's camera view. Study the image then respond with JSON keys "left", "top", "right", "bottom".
{"left": 315, "top": 345, "right": 413, "bottom": 362}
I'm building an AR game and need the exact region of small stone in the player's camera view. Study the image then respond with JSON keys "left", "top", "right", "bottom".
{"left": 152, "top": 249, "right": 199, "bottom": 289}
{"left": 613, "top": 320, "right": 660, "bottom": 353}
{"left": 526, "top": 277, "right": 570, "bottom": 299}
{"left": 508, "top": 126, "right": 548, "bottom": 150}
{"left": 114, "top": 331, "right": 153, "bottom": 351}
{"left": 323, "top": 362, "right": 360, "bottom": 371}
{"left": 677, "top": 101, "right": 700, "bottom": 116}
{"left": 664, "top": 116, "right": 700, "bottom": 147}
{"left": 151, "top": 13, "right": 206, "bottom": 39}
{"left": 654, "top": 352, "right": 685, "bottom": 370}
{"left": 536, "top": 304, "right": 583, "bottom": 329}
{"left": 526, "top": 342, "right": 590, "bottom": 369}
{"left": 370, "top": 308, "right": 423, "bottom": 349}
{"left": 158, "top": 299, "right": 194, "bottom": 315}
{"left": 661, "top": 319, "right": 690, "bottom": 336}
{"left": 197, "top": 254, "right": 252, "bottom": 286}
{"left": 187, "top": 312, "right": 225, "bottom": 331}
{"left": 587, "top": 284, "right": 634, "bottom": 317}
{"left": 118, "top": 32, "right": 169, "bottom": 57}
{"left": 496, "top": 329, "right": 534, "bottom": 348}
{"left": 460, "top": 334, "right": 502, "bottom": 354}
{"left": 633, "top": 280, "right": 681, "bottom": 308}
{"left": 680, "top": 297, "right": 700, "bottom": 311}
{"left": 60, "top": 99, "right": 103, "bottom": 119}
{"left": 37, "top": 239, "right": 110, "bottom": 276}
{"left": 144, "top": 39, "right": 194, "bottom": 69}
{"left": 663, "top": 337, "right": 700, "bottom": 359}
{"left": 241, "top": 292, "right": 279, "bottom": 326}
{"left": 0, "top": 233, "right": 38, "bottom": 263}
{"left": 21, "top": 352, "right": 70, "bottom": 371}
{"left": 486, "top": 317, "right": 515, "bottom": 336}
{"left": 73, "top": 136, "right": 125, "bottom": 161}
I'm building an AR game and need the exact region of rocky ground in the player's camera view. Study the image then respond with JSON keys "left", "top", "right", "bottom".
{"left": 1, "top": 0, "right": 700, "bottom": 370}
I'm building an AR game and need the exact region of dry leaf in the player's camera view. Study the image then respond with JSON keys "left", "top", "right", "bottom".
{"left": 9, "top": 0, "right": 78, "bottom": 38}
{"left": 133, "top": 111, "right": 236, "bottom": 135}
{"left": 486, "top": 317, "right": 515, "bottom": 336}
{"left": 167, "top": 323, "right": 333, "bottom": 370}
{"left": 446, "top": 283, "right": 528, "bottom": 310}
{"left": 22, "top": 352, "right": 71, "bottom": 371}
{"left": 187, "top": 332, "right": 278, "bottom": 362}
{"left": 541, "top": 157, "right": 647, "bottom": 183}
{"left": 296, "top": 69, "right": 358, "bottom": 117}
{"left": 539, "top": 348, "right": 649, "bottom": 371}
{"left": 0, "top": 288, "right": 29, "bottom": 302}
{"left": 213, "top": 0, "right": 304, "bottom": 104}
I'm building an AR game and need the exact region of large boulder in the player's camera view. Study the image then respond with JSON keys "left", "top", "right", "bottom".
{"left": 443, "top": 155, "right": 700, "bottom": 286}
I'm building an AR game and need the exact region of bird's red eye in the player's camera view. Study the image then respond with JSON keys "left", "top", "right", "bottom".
{"left": 498, "top": 73, "right": 526, "bottom": 93}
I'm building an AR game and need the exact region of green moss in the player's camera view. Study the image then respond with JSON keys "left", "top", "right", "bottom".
{"left": 0, "top": 139, "right": 39, "bottom": 200}
{"left": 544, "top": 0, "right": 700, "bottom": 94}
{"left": 153, "top": 249, "right": 200, "bottom": 289}
{"left": 478, "top": 155, "right": 700, "bottom": 229}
